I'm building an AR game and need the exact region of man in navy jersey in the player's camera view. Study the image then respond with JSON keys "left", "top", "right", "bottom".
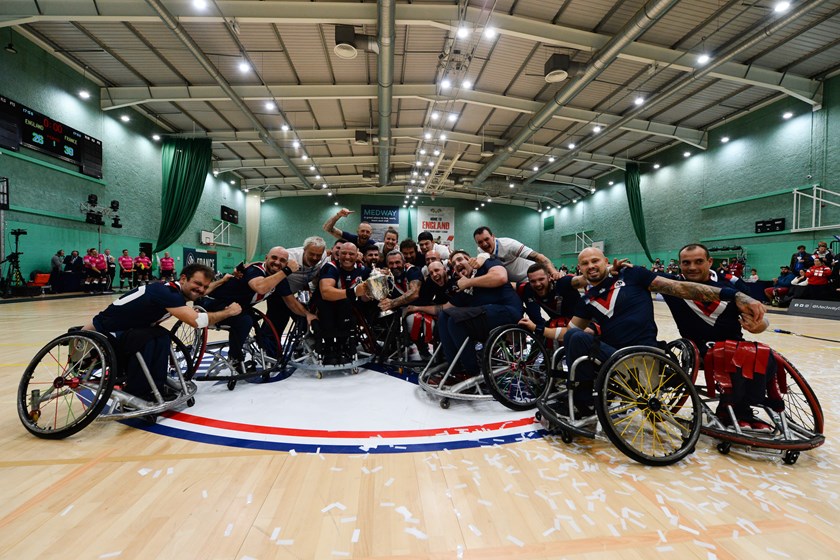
{"left": 519, "top": 247, "right": 764, "bottom": 413}
{"left": 201, "top": 247, "right": 302, "bottom": 371}
{"left": 378, "top": 250, "right": 423, "bottom": 313}
{"left": 437, "top": 250, "right": 523, "bottom": 376}
{"left": 404, "top": 261, "right": 452, "bottom": 358}
{"left": 322, "top": 207, "right": 377, "bottom": 251}
{"left": 83, "top": 264, "right": 241, "bottom": 400}
{"left": 518, "top": 263, "right": 585, "bottom": 330}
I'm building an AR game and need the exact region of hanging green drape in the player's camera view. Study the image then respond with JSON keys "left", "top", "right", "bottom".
{"left": 624, "top": 162, "right": 655, "bottom": 263}
{"left": 153, "top": 138, "right": 212, "bottom": 253}
{"left": 406, "top": 207, "right": 413, "bottom": 239}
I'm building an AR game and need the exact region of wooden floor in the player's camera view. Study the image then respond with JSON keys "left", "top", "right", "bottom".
{"left": 1, "top": 296, "right": 838, "bottom": 559}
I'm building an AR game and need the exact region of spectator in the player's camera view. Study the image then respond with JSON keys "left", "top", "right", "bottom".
{"left": 744, "top": 268, "right": 759, "bottom": 283}
{"left": 778, "top": 270, "right": 809, "bottom": 306}
{"left": 103, "top": 249, "right": 116, "bottom": 292}
{"left": 805, "top": 257, "right": 832, "bottom": 300}
{"left": 717, "top": 259, "right": 729, "bottom": 277}
{"left": 727, "top": 258, "right": 745, "bottom": 278}
{"left": 812, "top": 241, "right": 834, "bottom": 268}
{"left": 765, "top": 265, "right": 795, "bottom": 305}
{"left": 63, "top": 250, "right": 83, "bottom": 273}
{"left": 831, "top": 259, "right": 840, "bottom": 300}
{"left": 651, "top": 258, "right": 664, "bottom": 273}
{"left": 790, "top": 245, "right": 813, "bottom": 274}
{"left": 159, "top": 251, "right": 176, "bottom": 281}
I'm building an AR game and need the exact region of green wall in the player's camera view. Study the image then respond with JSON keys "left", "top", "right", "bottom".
{"left": 541, "top": 75, "right": 840, "bottom": 274}
{"left": 258, "top": 195, "right": 540, "bottom": 257}
{"left": 1, "top": 34, "right": 244, "bottom": 278}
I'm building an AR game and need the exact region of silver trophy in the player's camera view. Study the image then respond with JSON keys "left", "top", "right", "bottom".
{"left": 363, "top": 268, "right": 396, "bottom": 317}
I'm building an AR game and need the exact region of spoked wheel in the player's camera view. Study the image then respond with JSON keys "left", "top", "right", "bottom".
{"left": 596, "top": 348, "right": 702, "bottom": 466}
{"left": 166, "top": 333, "right": 197, "bottom": 388}
{"left": 17, "top": 331, "right": 117, "bottom": 439}
{"left": 244, "top": 309, "right": 282, "bottom": 374}
{"left": 775, "top": 353, "right": 824, "bottom": 436}
{"left": 171, "top": 308, "right": 207, "bottom": 377}
{"left": 665, "top": 339, "right": 700, "bottom": 383}
{"left": 482, "top": 326, "right": 549, "bottom": 411}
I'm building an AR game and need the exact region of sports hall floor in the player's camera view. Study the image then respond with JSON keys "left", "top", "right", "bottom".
{"left": 1, "top": 295, "right": 838, "bottom": 559}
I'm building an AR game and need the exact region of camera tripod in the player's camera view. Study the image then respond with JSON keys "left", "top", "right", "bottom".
{"left": 1, "top": 229, "right": 26, "bottom": 297}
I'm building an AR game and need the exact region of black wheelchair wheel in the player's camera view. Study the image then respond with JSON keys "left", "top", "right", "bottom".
{"left": 775, "top": 352, "right": 824, "bottom": 435}
{"left": 171, "top": 308, "right": 207, "bottom": 375}
{"left": 665, "top": 338, "right": 700, "bottom": 383}
{"left": 167, "top": 332, "right": 197, "bottom": 384}
{"left": 482, "top": 326, "right": 549, "bottom": 411}
{"left": 17, "top": 331, "right": 117, "bottom": 439}
{"left": 595, "top": 348, "right": 702, "bottom": 466}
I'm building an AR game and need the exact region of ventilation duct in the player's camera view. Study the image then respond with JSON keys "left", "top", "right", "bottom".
{"left": 544, "top": 54, "right": 585, "bottom": 83}
{"left": 334, "top": 25, "right": 379, "bottom": 60}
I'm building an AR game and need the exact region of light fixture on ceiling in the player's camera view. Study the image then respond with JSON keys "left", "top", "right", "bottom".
{"left": 697, "top": 53, "right": 710, "bottom": 65}
{"left": 120, "top": 115, "right": 130, "bottom": 122}
{"left": 152, "top": 134, "right": 161, "bottom": 141}
{"left": 532, "top": 165, "right": 539, "bottom": 171}
{"left": 281, "top": 124, "right": 290, "bottom": 132}
{"left": 462, "top": 79, "right": 472, "bottom": 90}
{"left": 634, "top": 96, "right": 645, "bottom": 106}
{"left": 5, "top": 29, "right": 17, "bottom": 54}
{"left": 433, "top": 149, "right": 440, "bottom": 156}
{"left": 608, "top": 180, "right": 614, "bottom": 186}
{"left": 544, "top": 54, "right": 585, "bottom": 83}
{"left": 721, "top": 136, "right": 730, "bottom": 143}
{"left": 447, "top": 113, "right": 457, "bottom": 122}
{"left": 568, "top": 142, "right": 575, "bottom": 149}
{"left": 292, "top": 140, "right": 300, "bottom": 148}
{"left": 457, "top": 26, "right": 470, "bottom": 39}
{"left": 480, "top": 141, "right": 495, "bottom": 158}
{"left": 548, "top": 156, "right": 555, "bottom": 163}
{"left": 483, "top": 27, "right": 496, "bottom": 39}
{"left": 774, "top": 2, "right": 791, "bottom": 13}
{"left": 193, "top": 0, "right": 208, "bottom": 10}
{"left": 430, "top": 112, "right": 440, "bottom": 121}
{"left": 593, "top": 125, "right": 602, "bottom": 133}
{"left": 653, "top": 163, "right": 661, "bottom": 169}
{"left": 238, "top": 61, "right": 250, "bottom": 73}
{"left": 79, "top": 90, "right": 90, "bottom": 100}
{"left": 265, "top": 101, "right": 275, "bottom": 111}
{"left": 354, "top": 130, "right": 370, "bottom": 144}
{"left": 683, "top": 151, "right": 691, "bottom": 158}
{"left": 782, "top": 111, "right": 794, "bottom": 119}
{"left": 441, "top": 78, "right": 452, "bottom": 89}
{"left": 333, "top": 25, "right": 379, "bottom": 60}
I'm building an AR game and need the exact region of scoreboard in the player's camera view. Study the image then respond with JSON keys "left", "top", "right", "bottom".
{"left": 0, "top": 94, "right": 103, "bottom": 179}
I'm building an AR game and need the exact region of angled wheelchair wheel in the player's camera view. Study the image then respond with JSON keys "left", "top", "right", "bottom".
{"left": 775, "top": 353, "right": 823, "bottom": 435}
{"left": 482, "top": 326, "right": 549, "bottom": 411}
{"left": 167, "top": 332, "right": 197, "bottom": 384}
{"left": 245, "top": 308, "right": 282, "bottom": 373}
{"left": 171, "top": 313, "right": 207, "bottom": 378}
{"left": 18, "top": 331, "right": 117, "bottom": 439}
{"left": 596, "top": 348, "right": 701, "bottom": 466}
{"left": 665, "top": 338, "right": 700, "bottom": 383}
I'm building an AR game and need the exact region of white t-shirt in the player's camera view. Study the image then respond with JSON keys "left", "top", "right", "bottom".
{"left": 477, "top": 237, "right": 534, "bottom": 283}
{"left": 287, "top": 246, "right": 329, "bottom": 292}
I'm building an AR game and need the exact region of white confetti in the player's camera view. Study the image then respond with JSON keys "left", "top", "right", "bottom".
{"left": 340, "top": 516, "right": 357, "bottom": 524}
{"left": 384, "top": 477, "right": 395, "bottom": 487}
{"left": 542, "top": 527, "right": 556, "bottom": 537}
{"left": 351, "top": 529, "right": 360, "bottom": 543}
{"left": 246, "top": 494, "right": 252, "bottom": 505}
{"left": 137, "top": 468, "right": 152, "bottom": 476}
{"left": 607, "top": 524, "right": 620, "bottom": 537}
{"left": 166, "top": 467, "right": 174, "bottom": 475}
{"left": 679, "top": 524, "right": 700, "bottom": 535}
{"left": 694, "top": 540, "right": 716, "bottom": 550}
{"left": 152, "top": 470, "right": 162, "bottom": 479}
{"left": 224, "top": 523, "right": 233, "bottom": 537}
{"left": 270, "top": 527, "right": 281, "bottom": 541}
{"left": 321, "top": 502, "right": 347, "bottom": 513}
{"left": 60, "top": 505, "right": 74, "bottom": 517}
{"left": 477, "top": 499, "right": 492, "bottom": 507}
{"left": 656, "top": 546, "right": 674, "bottom": 552}
{"left": 468, "top": 524, "right": 482, "bottom": 536}
{"left": 201, "top": 490, "right": 208, "bottom": 499}
{"left": 331, "top": 551, "right": 350, "bottom": 557}
{"left": 404, "top": 527, "right": 428, "bottom": 540}
{"left": 276, "top": 539, "right": 294, "bottom": 546}
{"left": 98, "top": 552, "right": 122, "bottom": 559}
{"left": 507, "top": 535, "right": 525, "bottom": 548}
{"left": 767, "top": 549, "right": 791, "bottom": 558}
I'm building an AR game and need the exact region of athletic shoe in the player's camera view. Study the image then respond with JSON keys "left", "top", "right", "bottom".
{"left": 749, "top": 418, "right": 774, "bottom": 431}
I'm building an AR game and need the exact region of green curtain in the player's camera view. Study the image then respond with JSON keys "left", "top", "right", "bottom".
{"left": 624, "top": 162, "right": 655, "bottom": 263}
{"left": 153, "top": 138, "right": 212, "bottom": 253}
{"left": 406, "top": 207, "right": 413, "bottom": 239}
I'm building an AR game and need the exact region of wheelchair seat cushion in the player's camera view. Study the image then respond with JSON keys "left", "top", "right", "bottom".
{"left": 703, "top": 340, "right": 785, "bottom": 412}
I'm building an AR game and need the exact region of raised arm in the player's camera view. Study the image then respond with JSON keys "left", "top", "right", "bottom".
{"left": 527, "top": 250, "right": 560, "bottom": 279}
{"left": 248, "top": 260, "right": 300, "bottom": 295}
{"left": 322, "top": 208, "right": 353, "bottom": 240}
{"left": 167, "top": 302, "right": 242, "bottom": 328}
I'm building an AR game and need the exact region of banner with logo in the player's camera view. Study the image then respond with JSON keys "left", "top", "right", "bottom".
{"left": 183, "top": 247, "right": 218, "bottom": 273}
{"left": 417, "top": 206, "right": 455, "bottom": 247}
{"left": 361, "top": 204, "right": 400, "bottom": 242}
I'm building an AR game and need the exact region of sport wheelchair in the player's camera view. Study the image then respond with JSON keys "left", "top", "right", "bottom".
{"left": 419, "top": 324, "right": 549, "bottom": 410}
{"left": 176, "top": 307, "right": 283, "bottom": 390}
{"left": 18, "top": 328, "right": 196, "bottom": 439}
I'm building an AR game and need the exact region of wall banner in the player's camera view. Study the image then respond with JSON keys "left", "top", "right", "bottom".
{"left": 183, "top": 247, "right": 217, "bottom": 272}
{"left": 361, "top": 205, "right": 400, "bottom": 241}
{"left": 417, "top": 206, "right": 455, "bottom": 247}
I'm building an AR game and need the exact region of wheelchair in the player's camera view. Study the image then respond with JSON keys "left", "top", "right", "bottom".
{"left": 17, "top": 328, "right": 197, "bottom": 439}
{"left": 277, "top": 314, "right": 372, "bottom": 379}
{"left": 419, "top": 324, "right": 549, "bottom": 410}
{"left": 536, "top": 340, "right": 703, "bottom": 466}
{"left": 183, "top": 307, "right": 283, "bottom": 390}
{"left": 670, "top": 339, "right": 825, "bottom": 465}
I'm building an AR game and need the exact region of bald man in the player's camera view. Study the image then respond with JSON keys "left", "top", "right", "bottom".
{"left": 323, "top": 207, "right": 377, "bottom": 251}
{"left": 519, "top": 247, "right": 764, "bottom": 415}
{"left": 201, "top": 246, "right": 300, "bottom": 372}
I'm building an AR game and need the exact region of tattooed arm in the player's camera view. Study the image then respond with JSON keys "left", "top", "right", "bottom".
{"left": 380, "top": 279, "right": 422, "bottom": 311}
{"left": 649, "top": 275, "right": 766, "bottom": 325}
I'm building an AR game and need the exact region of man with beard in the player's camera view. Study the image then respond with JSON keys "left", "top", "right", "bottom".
{"left": 378, "top": 250, "right": 422, "bottom": 314}
{"left": 518, "top": 247, "right": 765, "bottom": 414}
{"left": 83, "top": 264, "right": 241, "bottom": 400}
{"left": 322, "top": 207, "right": 376, "bottom": 251}
{"left": 400, "top": 239, "right": 425, "bottom": 268}
{"left": 437, "top": 250, "right": 523, "bottom": 376}
{"left": 363, "top": 245, "right": 382, "bottom": 270}
{"left": 200, "top": 247, "right": 300, "bottom": 373}
{"left": 473, "top": 226, "right": 559, "bottom": 283}
{"left": 404, "top": 261, "right": 452, "bottom": 359}
{"left": 517, "top": 262, "right": 585, "bottom": 332}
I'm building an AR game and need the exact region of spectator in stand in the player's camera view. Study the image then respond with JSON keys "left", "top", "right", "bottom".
{"left": 831, "top": 259, "right": 840, "bottom": 300}
{"left": 805, "top": 256, "right": 833, "bottom": 300}
{"left": 744, "top": 268, "right": 759, "bottom": 283}
{"left": 159, "top": 251, "right": 176, "bottom": 281}
{"left": 812, "top": 241, "right": 834, "bottom": 268}
{"left": 727, "top": 258, "right": 745, "bottom": 278}
{"left": 717, "top": 259, "right": 729, "bottom": 277}
{"left": 103, "top": 249, "right": 116, "bottom": 292}
{"left": 790, "top": 245, "right": 813, "bottom": 274}
{"left": 765, "top": 265, "right": 795, "bottom": 305}
{"left": 118, "top": 249, "right": 134, "bottom": 291}
{"left": 50, "top": 249, "right": 64, "bottom": 290}
{"left": 134, "top": 251, "right": 152, "bottom": 286}
{"left": 779, "top": 270, "right": 809, "bottom": 306}
{"left": 651, "top": 258, "right": 664, "bottom": 273}
{"left": 665, "top": 259, "right": 680, "bottom": 275}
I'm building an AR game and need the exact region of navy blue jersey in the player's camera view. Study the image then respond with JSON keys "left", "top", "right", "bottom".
{"left": 416, "top": 277, "right": 449, "bottom": 306}
{"left": 661, "top": 271, "right": 748, "bottom": 352}
{"left": 209, "top": 262, "right": 273, "bottom": 307}
{"left": 575, "top": 266, "right": 658, "bottom": 348}
{"left": 389, "top": 264, "right": 423, "bottom": 299}
{"left": 518, "top": 275, "right": 581, "bottom": 325}
{"left": 93, "top": 281, "right": 185, "bottom": 333}
{"left": 340, "top": 231, "right": 377, "bottom": 250}
{"left": 448, "top": 258, "right": 522, "bottom": 315}
{"left": 318, "top": 260, "right": 367, "bottom": 292}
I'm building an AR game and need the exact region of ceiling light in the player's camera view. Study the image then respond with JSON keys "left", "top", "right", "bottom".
{"left": 483, "top": 27, "right": 496, "bottom": 39}
{"left": 315, "top": 174, "right": 321, "bottom": 179}
{"left": 721, "top": 136, "right": 730, "bottom": 143}
{"left": 238, "top": 61, "right": 250, "bottom": 73}
{"left": 322, "top": 183, "right": 328, "bottom": 188}
{"left": 420, "top": 149, "right": 426, "bottom": 155}
{"left": 244, "top": 188, "right": 249, "bottom": 192}
{"left": 260, "top": 198, "right": 265, "bottom": 203}
{"left": 79, "top": 90, "right": 90, "bottom": 100}
{"left": 152, "top": 134, "right": 161, "bottom": 141}
{"left": 408, "top": 188, "right": 413, "bottom": 193}
{"left": 428, "top": 161, "right": 434, "bottom": 167}
{"left": 593, "top": 125, "right": 602, "bottom": 133}
{"left": 410, "top": 180, "right": 416, "bottom": 185}
{"left": 213, "top": 170, "right": 219, "bottom": 177}
{"left": 265, "top": 101, "right": 275, "bottom": 110}
{"left": 230, "top": 180, "right": 236, "bottom": 185}
{"left": 309, "top": 165, "right": 316, "bottom": 171}
{"left": 420, "top": 179, "right": 425, "bottom": 184}
{"left": 423, "top": 171, "right": 429, "bottom": 177}
{"left": 412, "top": 171, "right": 418, "bottom": 176}
{"left": 487, "top": 197, "right": 492, "bottom": 202}
{"left": 774, "top": 2, "right": 791, "bottom": 13}
{"left": 568, "top": 143, "right": 575, "bottom": 149}
{"left": 462, "top": 80, "right": 472, "bottom": 90}
{"left": 440, "top": 134, "right": 447, "bottom": 141}
{"left": 457, "top": 26, "right": 470, "bottom": 39}
{"left": 424, "top": 132, "right": 432, "bottom": 140}
{"left": 634, "top": 96, "right": 644, "bottom": 106}
{"left": 608, "top": 180, "right": 614, "bottom": 186}
{"left": 548, "top": 156, "right": 555, "bottom": 163}
{"left": 447, "top": 113, "right": 457, "bottom": 122}
{"left": 281, "top": 124, "right": 289, "bottom": 132}
{"left": 334, "top": 201, "right": 339, "bottom": 206}
{"left": 475, "top": 206, "right": 479, "bottom": 211}
{"left": 301, "top": 154, "right": 309, "bottom": 161}
{"left": 653, "top": 163, "right": 661, "bottom": 169}
{"left": 120, "top": 115, "right": 130, "bottom": 122}
{"left": 509, "top": 183, "right": 515, "bottom": 188}
{"left": 441, "top": 79, "right": 452, "bottom": 89}
{"left": 4, "top": 42, "right": 17, "bottom": 55}
{"left": 683, "top": 151, "right": 691, "bottom": 158}
{"left": 573, "top": 198, "right": 579, "bottom": 203}
{"left": 431, "top": 112, "right": 440, "bottom": 121}
{"left": 480, "top": 203, "right": 485, "bottom": 207}
{"left": 533, "top": 165, "right": 539, "bottom": 171}
{"left": 193, "top": 0, "right": 208, "bottom": 9}
{"left": 416, "top": 160, "right": 422, "bottom": 166}
{"left": 292, "top": 140, "right": 300, "bottom": 148}
{"left": 697, "top": 54, "right": 710, "bottom": 65}
{"left": 327, "top": 192, "right": 333, "bottom": 197}
{"left": 783, "top": 111, "right": 794, "bottom": 119}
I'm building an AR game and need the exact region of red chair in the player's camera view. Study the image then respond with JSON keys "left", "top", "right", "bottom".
{"left": 26, "top": 273, "right": 52, "bottom": 294}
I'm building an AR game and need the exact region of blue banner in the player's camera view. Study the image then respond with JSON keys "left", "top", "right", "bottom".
{"left": 361, "top": 204, "right": 399, "bottom": 241}
{"left": 183, "top": 247, "right": 217, "bottom": 273}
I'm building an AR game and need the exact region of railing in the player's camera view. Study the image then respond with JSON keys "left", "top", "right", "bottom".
{"left": 792, "top": 186, "right": 840, "bottom": 233}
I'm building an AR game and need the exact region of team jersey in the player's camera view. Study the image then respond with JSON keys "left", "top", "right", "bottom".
{"left": 575, "top": 266, "right": 658, "bottom": 348}
{"left": 318, "top": 261, "right": 369, "bottom": 292}
{"left": 83, "top": 255, "right": 95, "bottom": 269}
{"left": 806, "top": 265, "right": 832, "bottom": 285}
{"left": 447, "top": 258, "right": 522, "bottom": 315}
{"left": 92, "top": 254, "right": 107, "bottom": 271}
{"left": 416, "top": 276, "right": 450, "bottom": 306}
{"left": 388, "top": 264, "right": 423, "bottom": 299}
{"left": 159, "top": 257, "right": 175, "bottom": 271}
{"left": 134, "top": 256, "right": 152, "bottom": 269}
{"left": 340, "top": 230, "right": 377, "bottom": 250}
{"left": 118, "top": 256, "right": 134, "bottom": 271}
{"left": 518, "top": 275, "right": 581, "bottom": 325}
{"left": 477, "top": 237, "right": 535, "bottom": 283}
{"left": 92, "top": 281, "right": 186, "bottom": 333}
{"left": 209, "top": 262, "right": 274, "bottom": 306}
{"left": 660, "top": 271, "right": 748, "bottom": 352}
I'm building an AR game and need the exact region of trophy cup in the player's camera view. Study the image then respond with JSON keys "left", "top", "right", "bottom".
{"left": 363, "top": 268, "right": 396, "bottom": 317}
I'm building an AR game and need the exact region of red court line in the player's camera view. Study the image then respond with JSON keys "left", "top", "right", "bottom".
{"left": 162, "top": 411, "right": 536, "bottom": 438}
